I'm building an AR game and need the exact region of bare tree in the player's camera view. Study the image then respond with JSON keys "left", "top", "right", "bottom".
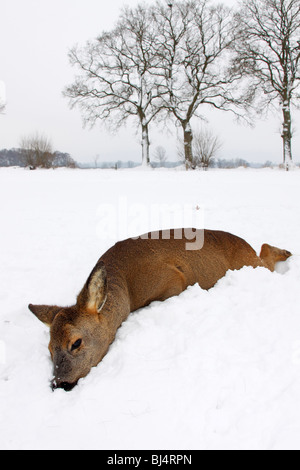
{"left": 94, "top": 154, "right": 100, "bottom": 169}
{"left": 177, "top": 126, "right": 221, "bottom": 169}
{"left": 20, "top": 133, "right": 54, "bottom": 169}
{"left": 153, "top": 0, "right": 246, "bottom": 169}
{"left": 64, "top": 5, "right": 164, "bottom": 166}
{"left": 192, "top": 127, "right": 222, "bottom": 169}
{"left": 154, "top": 145, "right": 168, "bottom": 166}
{"left": 234, "top": 0, "right": 300, "bottom": 170}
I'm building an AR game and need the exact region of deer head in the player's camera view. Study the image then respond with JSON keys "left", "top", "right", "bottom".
{"left": 29, "top": 262, "right": 110, "bottom": 391}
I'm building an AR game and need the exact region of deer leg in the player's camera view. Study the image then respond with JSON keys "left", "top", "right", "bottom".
{"left": 260, "top": 244, "right": 292, "bottom": 272}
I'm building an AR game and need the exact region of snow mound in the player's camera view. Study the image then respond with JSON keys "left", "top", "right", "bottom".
{"left": 0, "top": 168, "right": 300, "bottom": 450}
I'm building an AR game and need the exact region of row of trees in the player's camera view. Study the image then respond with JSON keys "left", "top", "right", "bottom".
{"left": 15, "top": 133, "right": 76, "bottom": 169}
{"left": 64, "top": 0, "right": 300, "bottom": 171}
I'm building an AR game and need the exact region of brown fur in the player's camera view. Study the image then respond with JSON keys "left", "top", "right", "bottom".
{"left": 28, "top": 229, "right": 291, "bottom": 390}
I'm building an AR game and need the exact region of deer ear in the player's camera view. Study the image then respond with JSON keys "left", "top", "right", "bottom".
{"left": 77, "top": 261, "right": 108, "bottom": 313}
{"left": 28, "top": 304, "right": 62, "bottom": 326}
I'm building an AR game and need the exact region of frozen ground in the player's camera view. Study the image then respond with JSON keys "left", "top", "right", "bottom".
{"left": 0, "top": 167, "right": 300, "bottom": 450}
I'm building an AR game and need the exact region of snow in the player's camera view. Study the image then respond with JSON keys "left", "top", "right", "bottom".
{"left": 0, "top": 81, "right": 5, "bottom": 103}
{"left": 0, "top": 167, "right": 300, "bottom": 450}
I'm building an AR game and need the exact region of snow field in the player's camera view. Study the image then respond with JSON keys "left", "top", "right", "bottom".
{"left": 0, "top": 167, "right": 300, "bottom": 450}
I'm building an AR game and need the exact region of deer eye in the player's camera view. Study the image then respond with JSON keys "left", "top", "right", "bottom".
{"left": 71, "top": 339, "right": 82, "bottom": 351}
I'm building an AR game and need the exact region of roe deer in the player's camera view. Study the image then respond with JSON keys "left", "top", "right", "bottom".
{"left": 29, "top": 229, "right": 291, "bottom": 391}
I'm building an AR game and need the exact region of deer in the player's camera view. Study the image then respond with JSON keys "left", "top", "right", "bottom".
{"left": 29, "top": 229, "right": 292, "bottom": 391}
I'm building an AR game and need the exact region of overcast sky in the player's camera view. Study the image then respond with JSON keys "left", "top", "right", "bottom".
{"left": 1, "top": 0, "right": 299, "bottom": 165}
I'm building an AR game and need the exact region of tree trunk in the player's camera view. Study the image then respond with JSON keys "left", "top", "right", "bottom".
{"left": 281, "top": 100, "right": 293, "bottom": 171}
{"left": 182, "top": 121, "right": 194, "bottom": 170}
{"left": 141, "top": 120, "right": 150, "bottom": 167}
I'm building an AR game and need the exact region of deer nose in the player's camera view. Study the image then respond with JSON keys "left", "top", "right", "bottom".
{"left": 51, "top": 378, "right": 77, "bottom": 392}
{"left": 51, "top": 351, "right": 76, "bottom": 391}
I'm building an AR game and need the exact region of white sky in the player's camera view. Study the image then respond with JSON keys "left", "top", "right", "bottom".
{"left": 0, "top": 0, "right": 299, "bottom": 164}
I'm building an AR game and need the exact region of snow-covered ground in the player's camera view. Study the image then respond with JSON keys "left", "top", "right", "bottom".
{"left": 1, "top": 167, "right": 300, "bottom": 450}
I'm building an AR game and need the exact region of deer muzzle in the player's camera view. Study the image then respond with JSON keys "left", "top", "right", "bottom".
{"left": 51, "top": 351, "right": 77, "bottom": 392}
